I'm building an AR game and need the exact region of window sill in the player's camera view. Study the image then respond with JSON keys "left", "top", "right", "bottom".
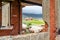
{"left": 0, "top": 26, "right": 13, "bottom": 30}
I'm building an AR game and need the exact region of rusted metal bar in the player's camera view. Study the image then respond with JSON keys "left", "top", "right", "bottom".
{"left": 50, "top": 0, "right": 56, "bottom": 40}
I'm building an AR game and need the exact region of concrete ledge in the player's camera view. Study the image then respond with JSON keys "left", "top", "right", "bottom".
{"left": 0, "top": 32, "right": 49, "bottom": 40}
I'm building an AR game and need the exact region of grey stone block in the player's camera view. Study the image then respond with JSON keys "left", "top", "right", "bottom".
{"left": 12, "top": 34, "right": 30, "bottom": 40}
{"left": 0, "top": 32, "right": 49, "bottom": 40}
{"left": 0, "top": 36, "right": 11, "bottom": 40}
{"left": 44, "top": 32, "right": 49, "bottom": 40}
{"left": 38, "top": 33, "right": 44, "bottom": 40}
{"left": 30, "top": 33, "right": 39, "bottom": 40}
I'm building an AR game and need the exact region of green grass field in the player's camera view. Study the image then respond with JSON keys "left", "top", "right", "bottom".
{"left": 22, "top": 19, "right": 45, "bottom": 33}
{"left": 22, "top": 19, "right": 45, "bottom": 26}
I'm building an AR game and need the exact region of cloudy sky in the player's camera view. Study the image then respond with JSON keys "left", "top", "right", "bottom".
{"left": 22, "top": 5, "right": 42, "bottom": 14}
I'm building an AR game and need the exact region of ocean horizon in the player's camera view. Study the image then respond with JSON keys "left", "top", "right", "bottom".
{"left": 22, "top": 13, "right": 43, "bottom": 19}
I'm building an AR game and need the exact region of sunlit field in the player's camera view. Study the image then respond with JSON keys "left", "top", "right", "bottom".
{"left": 22, "top": 18, "right": 45, "bottom": 34}
{"left": 22, "top": 19, "right": 45, "bottom": 28}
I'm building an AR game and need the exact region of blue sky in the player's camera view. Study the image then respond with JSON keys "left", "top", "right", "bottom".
{"left": 22, "top": 5, "right": 42, "bottom": 14}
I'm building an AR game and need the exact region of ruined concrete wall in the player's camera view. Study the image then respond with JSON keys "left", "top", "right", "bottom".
{"left": 55, "top": 0, "right": 60, "bottom": 30}
{"left": 42, "top": 0, "right": 50, "bottom": 27}
{"left": 42, "top": 0, "right": 60, "bottom": 39}
{"left": 0, "top": 32, "right": 49, "bottom": 40}
{"left": 42, "top": 0, "right": 50, "bottom": 40}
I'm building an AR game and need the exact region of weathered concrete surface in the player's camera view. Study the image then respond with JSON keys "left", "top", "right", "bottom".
{"left": 42, "top": 0, "right": 50, "bottom": 27}
{"left": 55, "top": 0, "right": 60, "bottom": 38}
{"left": 56, "top": 35, "right": 60, "bottom": 40}
{"left": 42, "top": 0, "right": 50, "bottom": 40}
{"left": 55, "top": 0, "right": 60, "bottom": 32}
{"left": 0, "top": 32, "right": 49, "bottom": 40}
{"left": 0, "top": 36, "right": 10, "bottom": 40}
{"left": 12, "top": 32, "right": 49, "bottom": 40}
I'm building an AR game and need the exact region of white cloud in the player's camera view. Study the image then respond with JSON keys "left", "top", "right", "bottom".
{"left": 22, "top": 5, "right": 42, "bottom": 14}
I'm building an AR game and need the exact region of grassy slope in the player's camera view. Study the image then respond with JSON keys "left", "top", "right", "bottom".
{"left": 23, "top": 19, "right": 45, "bottom": 26}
